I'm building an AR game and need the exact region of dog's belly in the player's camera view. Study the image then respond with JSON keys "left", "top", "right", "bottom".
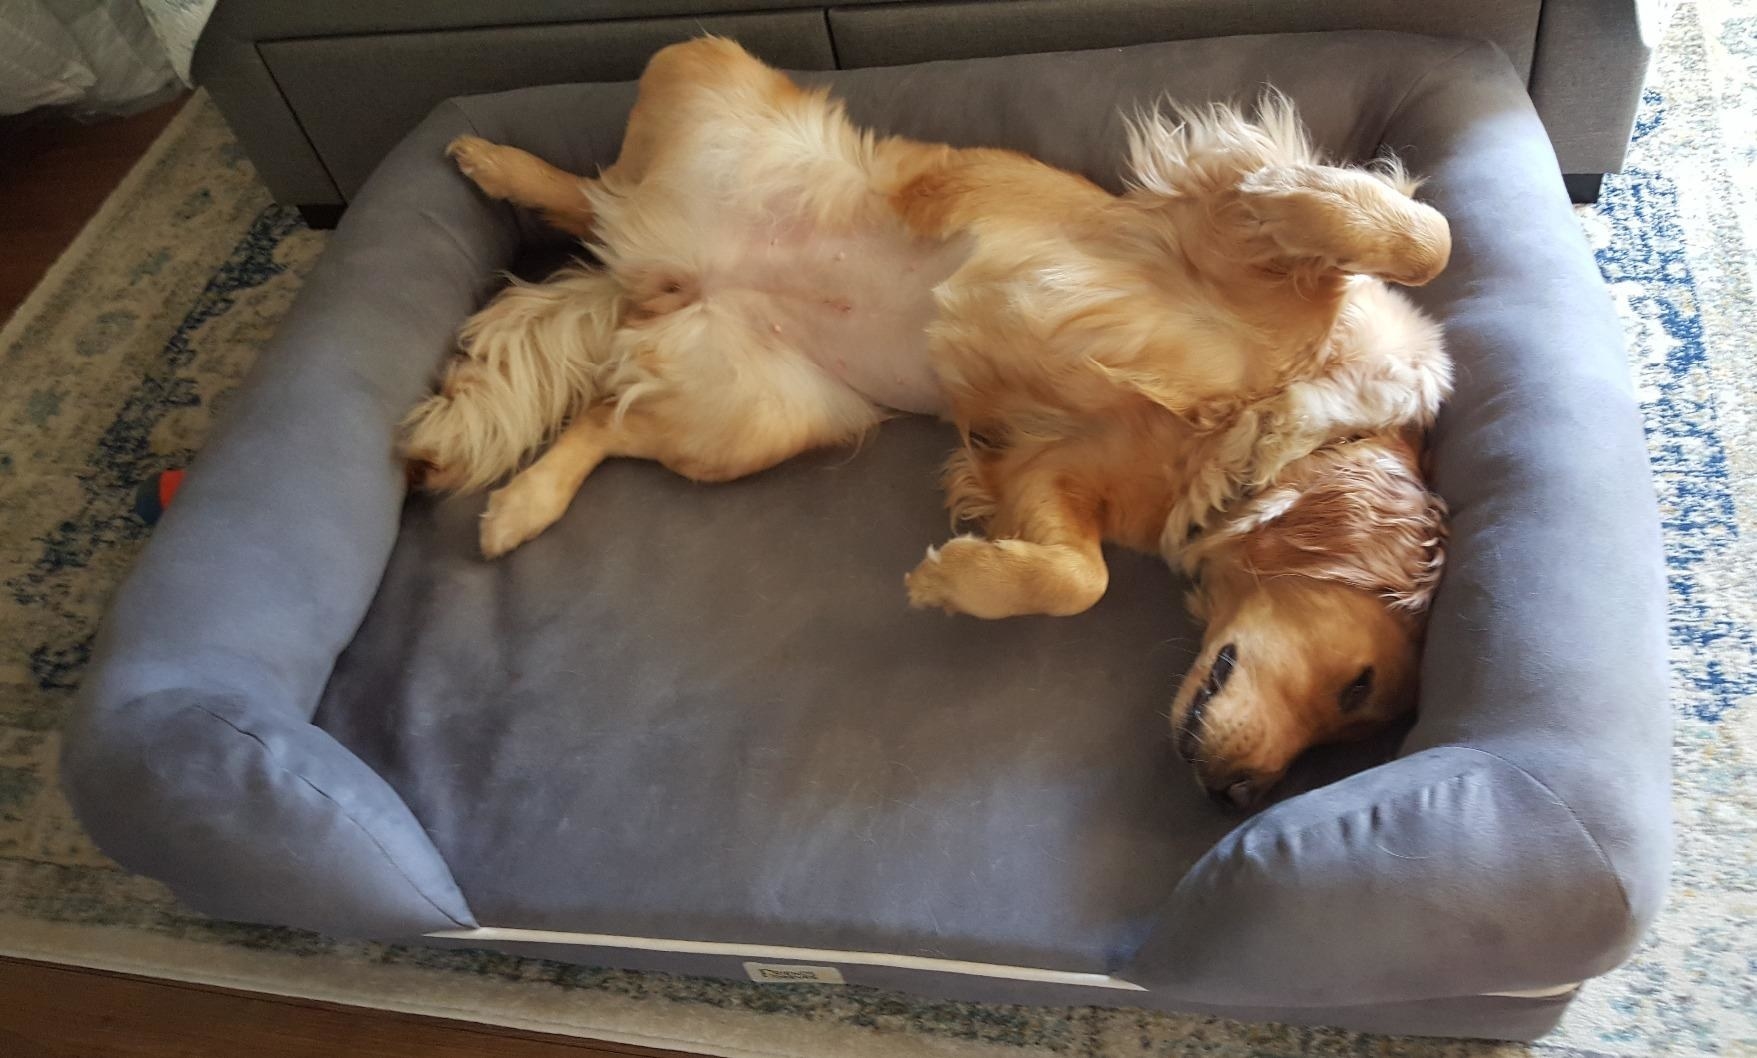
{"left": 704, "top": 219, "right": 968, "bottom": 416}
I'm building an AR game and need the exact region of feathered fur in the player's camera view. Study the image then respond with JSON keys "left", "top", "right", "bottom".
{"left": 400, "top": 38, "right": 1455, "bottom": 803}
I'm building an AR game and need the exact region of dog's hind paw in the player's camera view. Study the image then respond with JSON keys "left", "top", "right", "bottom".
{"left": 1238, "top": 164, "right": 1450, "bottom": 286}
{"left": 447, "top": 135, "right": 516, "bottom": 200}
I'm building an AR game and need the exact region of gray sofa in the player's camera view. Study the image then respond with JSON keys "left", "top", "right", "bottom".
{"left": 66, "top": 30, "right": 1669, "bottom": 1041}
{"left": 193, "top": 0, "right": 1656, "bottom": 223}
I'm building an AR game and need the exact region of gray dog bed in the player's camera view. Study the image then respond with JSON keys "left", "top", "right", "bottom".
{"left": 65, "top": 31, "right": 1670, "bottom": 1040}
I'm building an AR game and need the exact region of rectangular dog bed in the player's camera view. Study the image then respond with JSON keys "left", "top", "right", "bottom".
{"left": 66, "top": 30, "right": 1671, "bottom": 1041}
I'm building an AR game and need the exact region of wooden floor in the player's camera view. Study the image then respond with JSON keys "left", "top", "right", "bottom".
{"left": 0, "top": 958, "right": 694, "bottom": 1058}
{"left": 0, "top": 94, "right": 188, "bottom": 321}
{"left": 0, "top": 102, "right": 711, "bottom": 1058}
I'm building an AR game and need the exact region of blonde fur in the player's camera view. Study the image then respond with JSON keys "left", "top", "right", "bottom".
{"left": 1124, "top": 92, "right": 1316, "bottom": 200}
{"left": 402, "top": 267, "right": 622, "bottom": 491}
{"left": 400, "top": 38, "right": 1455, "bottom": 802}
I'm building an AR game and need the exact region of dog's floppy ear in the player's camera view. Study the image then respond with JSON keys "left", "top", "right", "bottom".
{"left": 1233, "top": 442, "right": 1446, "bottom": 612}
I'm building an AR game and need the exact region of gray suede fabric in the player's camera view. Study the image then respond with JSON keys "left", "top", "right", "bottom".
{"left": 1530, "top": 0, "right": 1658, "bottom": 175}
{"left": 68, "top": 31, "right": 1669, "bottom": 1040}
{"left": 63, "top": 94, "right": 506, "bottom": 937}
{"left": 318, "top": 420, "right": 1240, "bottom": 970}
{"left": 826, "top": 0, "right": 1540, "bottom": 74}
{"left": 259, "top": 13, "right": 838, "bottom": 199}
{"left": 192, "top": 0, "right": 1653, "bottom": 210}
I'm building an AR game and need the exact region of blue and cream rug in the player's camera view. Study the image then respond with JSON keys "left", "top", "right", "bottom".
{"left": 1, "top": 4, "right": 1752, "bottom": 1056}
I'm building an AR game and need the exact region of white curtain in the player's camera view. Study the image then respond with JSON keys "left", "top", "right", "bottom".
{"left": 0, "top": 0, "right": 215, "bottom": 117}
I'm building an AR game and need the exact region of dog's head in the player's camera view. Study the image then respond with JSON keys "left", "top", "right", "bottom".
{"left": 1171, "top": 435, "right": 1445, "bottom": 808}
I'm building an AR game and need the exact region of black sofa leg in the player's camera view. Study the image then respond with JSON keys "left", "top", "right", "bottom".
{"left": 1563, "top": 173, "right": 1605, "bottom": 205}
{"left": 297, "top": 203, "right": 345, "bottom": 230}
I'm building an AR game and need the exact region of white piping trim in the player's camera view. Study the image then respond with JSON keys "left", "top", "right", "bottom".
{"left": 424, "top": 927, "right": 1147, "bottom": 991}
{"left": 1481, "top": 984, "right": 1581, "bottom": 999}
{"left": 426, "top": 928, "right": 1581, "bottom": 1001}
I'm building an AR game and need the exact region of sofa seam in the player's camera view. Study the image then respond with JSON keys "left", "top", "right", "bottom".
{"left": 1375, "top": 40, "right": 1481, "bottom": 154}
{"left": 1529, "top": 0, "right": 1556, "bottom": 93}
{"left": 1231, "top": 767, "right": 1477, "bottom": 858}
{"left": 1118, "top": 760, "right": 1479, "bottom": 976}
{"left": 1123, "top": 748, "right": 1630, "bottom": 997}
{"left": 443, "top": 96, "right": 484, "bottom": 142}
{"left": 250, "top": 40, "right": 346, "bottom": 203}
{"left": 189, "top": 704, "right": 472, "bottom": 930}
{"left": 822, "top": 8, "right": 842, "bottom": 68}
{"left": 442, "top": 98, "right": 529, "bottom": 241}
{"left": 1451, "top": 745, "right": 1637, "bottom": 926}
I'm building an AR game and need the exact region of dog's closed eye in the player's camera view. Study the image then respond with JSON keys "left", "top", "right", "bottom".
{"left": 1339, "top": 666, "right": 1375, "bottom": 713}
{"left": 1194, "top": 642, "right": 1238, "bottom": 710}
{"left": 1178, "top": 642, "right": 1239, "bottom": 762}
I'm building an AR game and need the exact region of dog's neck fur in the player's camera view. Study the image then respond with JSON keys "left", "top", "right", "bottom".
{"left": 1156, "top": 275, "right": 1450, "bottom": 544}
{"left": 1178, "top": 431, "right": 1446, "bottom": 618}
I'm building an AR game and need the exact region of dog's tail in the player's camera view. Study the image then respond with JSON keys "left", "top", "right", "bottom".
{"left": 402, "top": 266, "right": 623, "bottom": 492}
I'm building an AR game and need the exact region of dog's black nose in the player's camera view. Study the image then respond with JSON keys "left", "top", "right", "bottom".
{"left": 1205, "top": 778, "right": 1260, "bottom": 811}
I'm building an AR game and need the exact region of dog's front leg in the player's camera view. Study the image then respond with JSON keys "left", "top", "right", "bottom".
{"left": 906, "top": 457, "right": 1108, "bottom": 619}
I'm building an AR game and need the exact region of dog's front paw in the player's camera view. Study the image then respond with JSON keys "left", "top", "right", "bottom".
{"left": 905, "top": 543, "right": 957, "bottom": 613}
{"left": 479, "top": 476, "right": 571, "bottom": 558}
{"left": 906, "top": 535, "right": 1106, "bottom": 619}
{"left": 905, "top": 536, "right": 1001, "bottom": 618}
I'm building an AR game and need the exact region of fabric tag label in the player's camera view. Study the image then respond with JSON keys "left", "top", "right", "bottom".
{"left": 743, "top": 961, "right": 846, "bottom": 984}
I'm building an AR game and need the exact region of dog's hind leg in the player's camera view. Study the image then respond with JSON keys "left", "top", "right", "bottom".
{"left": 1239, "top": 164, "right": 1451, "bottom": 287}
{"left": 402, "top": 267, "right": 621, "bottom": 493}
{"left": 448, "top": 136, "right": 598, "bottom": 239}
{"left": 475, "top": 405, "right": 621, "bottom": 557}
{"left": 476, "top": 330, "right": 883, "bottom": 557}
{"left": 444, "top": 40, "right": 793, "bottom": 237}
{"left": 477, "top": 399, "right": 876, "bottom": 557}
{"left": 905, "top": 447, "right": 1109, "bottom": 619}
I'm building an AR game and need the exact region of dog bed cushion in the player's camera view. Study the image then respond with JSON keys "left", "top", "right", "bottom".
{"left": 66, "top": 30, "right": 1670, "bottom": 1041}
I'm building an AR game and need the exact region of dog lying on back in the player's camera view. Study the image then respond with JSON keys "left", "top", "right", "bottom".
{"left": 401, "top": 38, "right": 1452, "bottom": 807}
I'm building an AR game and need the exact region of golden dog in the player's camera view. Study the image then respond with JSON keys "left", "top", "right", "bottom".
{"left": 401, "top": 38, "right": 1453, "bottom": 807}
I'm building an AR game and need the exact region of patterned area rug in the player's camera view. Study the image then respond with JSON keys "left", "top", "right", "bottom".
{"left": 2, "top": 5, "right": 1753, "bottom": 1056}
